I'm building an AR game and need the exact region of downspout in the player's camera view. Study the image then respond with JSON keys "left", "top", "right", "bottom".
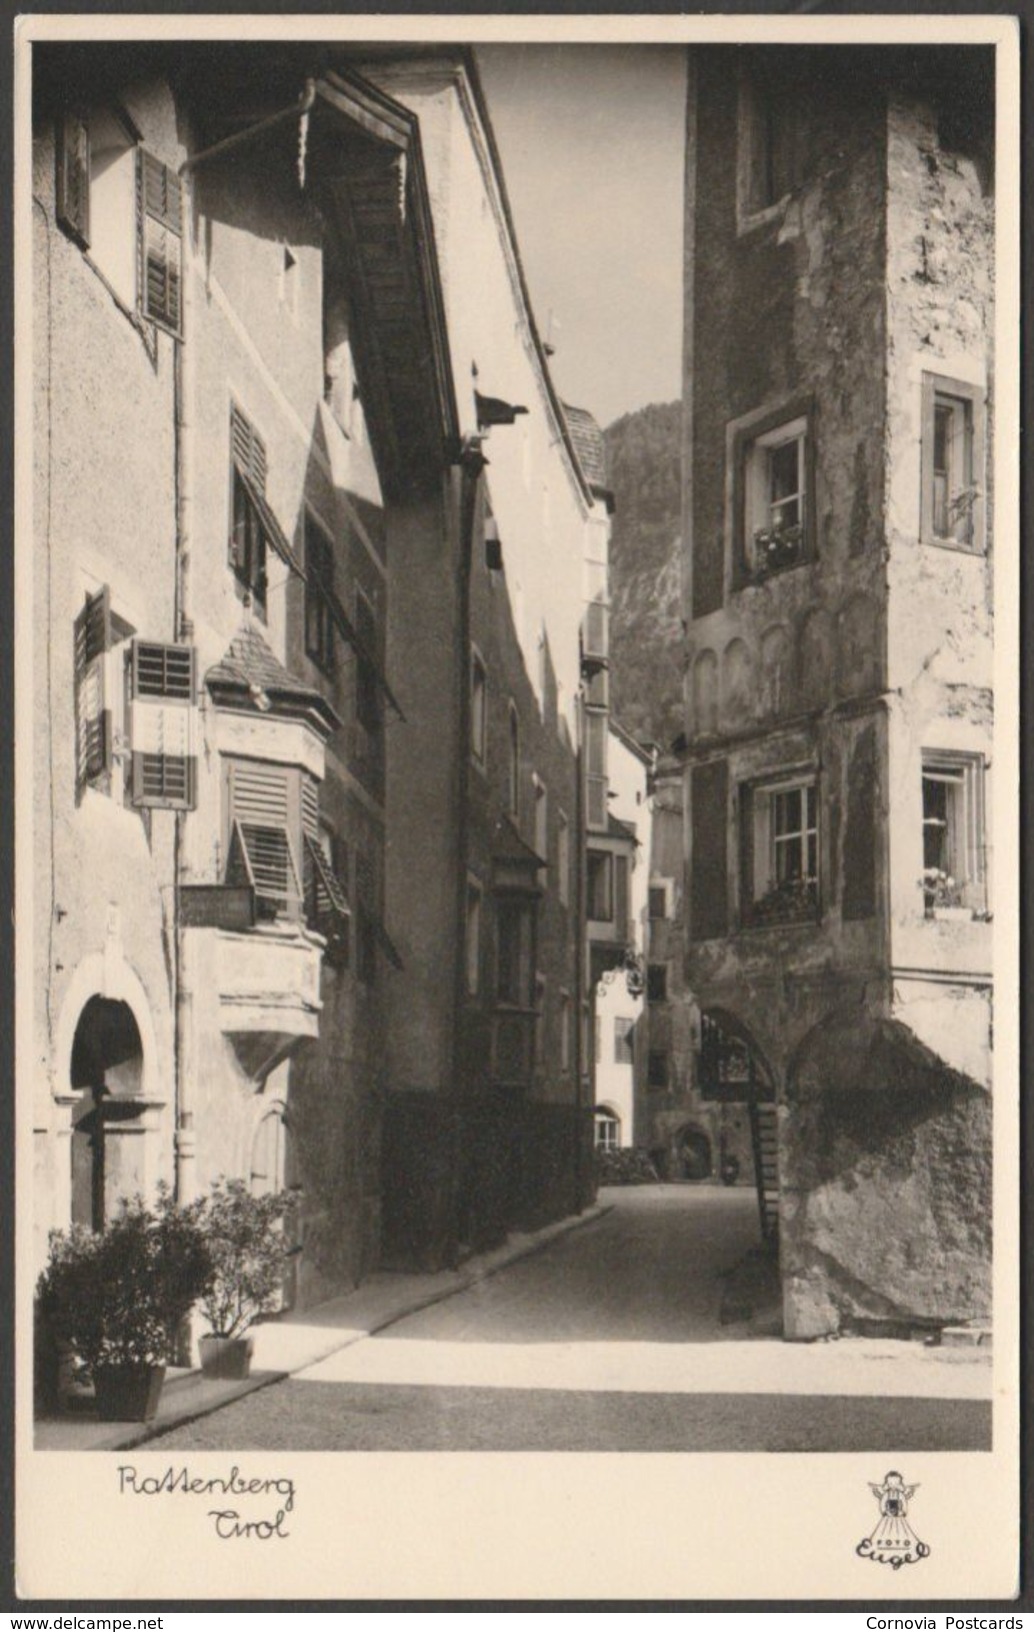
{"left": 172, "top": 170, "right": 197, "bottom": 1204}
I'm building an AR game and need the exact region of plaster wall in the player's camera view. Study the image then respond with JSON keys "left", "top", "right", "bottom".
{"left": 32, "top": 85, "right": 183, "bottom": 1265}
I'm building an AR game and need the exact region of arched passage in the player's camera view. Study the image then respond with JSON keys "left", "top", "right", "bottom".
{"left": 698, "top": 1007, "right": 779, "bottom": 1242}
{"left": 69, "top": 996, "right": 145, "bottom": 1231}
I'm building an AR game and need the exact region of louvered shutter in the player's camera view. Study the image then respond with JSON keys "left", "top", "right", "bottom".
{"left": 129, "top": 639, "right": 197, "bottom": 810}
{"left": 56, "top": 113, "right": 90, "bottom": 246}
{"left": 73, "top": 586, "right": 111, "bottom": 794}
{"left": 226, "top": 761, "right": 301, "bottom": 918}
{"left": 230, "top": 404, "right": 268, "bottom": 490}
{"left": 137, "top": 150, "right": 183, "bottom": 336}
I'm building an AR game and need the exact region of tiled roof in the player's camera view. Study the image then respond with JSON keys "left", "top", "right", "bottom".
{"left": 561, "top": 402, "right": 609, "bottom": 493}
{"left": 205, "top": 625, "right": 340, "bottom": 730}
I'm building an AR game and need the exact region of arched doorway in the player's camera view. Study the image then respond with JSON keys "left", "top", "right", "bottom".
{"left": 678, "top": 1125, "right": 712, "bottom": 1181}
{"left": 250, "top": 1103, "right": 300, "bottom": 1310}
{"left": 69, "top": 996, "right": 145, "bottom": 1231}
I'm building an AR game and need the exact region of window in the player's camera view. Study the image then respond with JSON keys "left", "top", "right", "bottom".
{"left": 225, "top": 759, "right": 303, "bottom": 921}
{"left": 585, "top": 707, "right": 608, "bottom": 831}
{"left": 738, "top": 412, "right": 811, "bottom": 581}
{"left": 465, "top": 879, "right": 482, "bottom": 996}
{"left": 355, "top": 588, "right": 381, "bottom": 739}
{"left": 560, "top": 991, "right": 572, "bottom": 1072}
{"left": 740, "top": 64, "right": 803, "bottom": 222}
{"left": 496, "top": 896, "right": 536, "bottom": 1009}
{"left": 594, "top": 1110, "right": 620, "bottom": 1152}
{"left": 557, "top": 811, "right": 570, "bottom": 908}
{"left": 229, "top": 406, "right": 270, "bottom": 613}
{"left": 649, "top": 883, "right": 670, "bottom": 921}
{"left": 921, "top": 375, "right": 984, "bottom": 551}
{"left": 613, "top": 1017, "right": 635, "bottom": 1066}
{"left": 921, "top": 752, "right": 986, "bottom": 915}
{"left": 507, "top": 703, "right": 520, "bottom": 817}
{"left": 648, "top": 1051, "right": 670, "bottom": 1089}
{"left": 646, "top": 964, "right": 668, "bottom": 1004}
{"left": 305, "top": 516, "right": 336, "bottom": 674}
{"left": 741, "top": 774, "right": 819, "bottom": 925}
{"left": 586, "top": 849, "right": 614, "bottom": 922}
{"left": 128, "top": 639, "right": 197, "bottom": 810}
{"left": 533, "top": 777, "right": 548, "bottom": 882}
{"left": 304, "top": 823, "right": 350, "bottom": 967}
{"left": 470, "top": 649, "right": 487, "bottom": 766}
{"left": 56, "top": 111, "right": 91, "bottom": 247}
{"left": 138, "top": 150, "right": 184, "bottom": 335}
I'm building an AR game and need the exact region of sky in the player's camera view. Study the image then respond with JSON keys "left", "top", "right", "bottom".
{"left": 476, "top": 45, "right": 687, "bottom": 432}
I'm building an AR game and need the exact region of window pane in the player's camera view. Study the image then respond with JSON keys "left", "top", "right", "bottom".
{"left": 769, "top": 438, "right": 800, "bottom": 502}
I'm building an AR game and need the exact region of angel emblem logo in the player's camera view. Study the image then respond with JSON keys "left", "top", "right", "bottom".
{"left": 856, "top": 1471, "right": 930, "bottom": 1569}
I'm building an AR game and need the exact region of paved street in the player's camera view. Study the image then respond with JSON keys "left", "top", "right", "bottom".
{"left": 155, "top": 1186, "right": 992, "bottom": 1453}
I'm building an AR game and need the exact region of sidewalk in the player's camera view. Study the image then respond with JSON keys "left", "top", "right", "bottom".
{"left": 35, "top": 1201, "right": 611, "bottom": 1452}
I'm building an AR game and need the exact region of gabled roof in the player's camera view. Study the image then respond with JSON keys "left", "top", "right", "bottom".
{"left": 562, "top": 402, "right": 612, "bottom": 505}
{"left": 205, "top": 625, "right": 341, "bottom": 736}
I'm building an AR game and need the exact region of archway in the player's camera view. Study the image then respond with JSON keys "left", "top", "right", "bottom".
{"left": 69, "top": 996, "right": 145, "bottom": 1231}
{"left": 698, "top": 1007, "right": 779, "bottom": 1242}
{"left": 678, "top": 1125, "right": 712, "bottom": 1181}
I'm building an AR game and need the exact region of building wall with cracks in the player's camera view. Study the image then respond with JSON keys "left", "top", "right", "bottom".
{"left": 680, "top": 45, "right": 993, "bottom": 1338}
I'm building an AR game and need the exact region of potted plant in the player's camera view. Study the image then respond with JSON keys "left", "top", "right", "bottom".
{"left": 36, "top": 1190, "right": 213, "bottom": 1421}
{"left": 195, "top": 1179, "right": 299, "bottom": 1380}
{"left": 920, "top": 868, "right": 971, "bottom": 921}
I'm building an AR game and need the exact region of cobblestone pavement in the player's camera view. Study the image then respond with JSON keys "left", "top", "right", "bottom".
{"left": 154, "top": 1186, "right": 992, "bottom": 1453}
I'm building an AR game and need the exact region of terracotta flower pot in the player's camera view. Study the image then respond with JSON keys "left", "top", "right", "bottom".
{"left": 92, "top": 1363, "right": 166, "bottom": 1422}
{"left": 199, "top": 1334, "right": 254, "bottom": 1380}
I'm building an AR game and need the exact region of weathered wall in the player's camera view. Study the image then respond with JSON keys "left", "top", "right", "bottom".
{"left": 681, "top": 49, "right": 993, "bottom": 1335}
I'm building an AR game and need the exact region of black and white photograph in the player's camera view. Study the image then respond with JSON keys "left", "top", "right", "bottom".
{"left": 14, "top": 12, "right": 1020, "bottom": 1604}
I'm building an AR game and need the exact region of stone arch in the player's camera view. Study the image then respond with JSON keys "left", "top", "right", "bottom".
{"left": 691, "top": 648, "right": 719, "bottom": 736}
{"left": 796, "top": 607, "right": 834, "bottom": 708}
{"left": 675, "top": 1122, "right": 713, "bottom": 1181}
{"left": 721, "top": 637, "right": 755, "bottom": 728}
{"left": 54, "top": 950, "right": 163, "bottom": 1109}
{"left": 836, "top": 591, "right": 881, "bottom": 696}
{"left": 759, "top": 622, "right": 793, "bottom": 717}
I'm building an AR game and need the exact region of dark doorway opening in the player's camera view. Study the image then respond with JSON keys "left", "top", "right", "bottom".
{"left": 69, "top": 996, "right": 144, "bottom": 1231}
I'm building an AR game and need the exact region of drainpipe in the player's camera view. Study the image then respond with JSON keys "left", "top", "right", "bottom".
{"left": 172, "top": 171, "right": 197, "bottom": 1205}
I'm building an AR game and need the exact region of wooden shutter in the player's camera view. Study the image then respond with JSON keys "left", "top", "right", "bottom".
{"left": 56, "top": 113, "right": 90, "bottom": 246}
{"left": 230, "top": 403, "right": 268, "bottom": 490}
{"left": 73, "top": 586, "right": 111, "bottom": 793}
{"left": 137, "top": 150, "right": 183, "bottom": 336}
{"left": 690, "top": 759, "right": 729, "bottom": 941}
{"left": 226, "top": 761, "right": 301, "bottom": 917}
{"left": 129, "top": 639, "right": 196, "bottom": 809}
{"left": 842, "top": 725, "right": 877, "bottom": 921}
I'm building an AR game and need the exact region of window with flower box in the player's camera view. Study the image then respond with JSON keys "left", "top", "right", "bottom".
{"left": 920, "top": 752, "right": 986, "bottom": 917}
{"left": 741, "top": 774, "right": 819, "bottom": 926}
{"left": 733, "top": 403, "right": 814, "bottom": 586}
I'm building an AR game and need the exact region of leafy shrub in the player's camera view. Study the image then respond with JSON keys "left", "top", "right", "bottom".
{"left": 196, "top": 1179, "right": 298, "bottom": 1339}
{"left": 595, "top": 1147, "right": 659, "bottom": 1186}
{"left": 37, "top": 1189, "right": 213, "bottom": 1371}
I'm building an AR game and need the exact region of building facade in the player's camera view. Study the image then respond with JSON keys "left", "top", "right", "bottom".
{"left": 31, "top": 45, "right": 601, "bottom": 1316}
{"left": 590, "top": 722, "right": 651, "bottom": 1154}
{"left": 680, "top": 45, "right": 994, "bottom": 1336}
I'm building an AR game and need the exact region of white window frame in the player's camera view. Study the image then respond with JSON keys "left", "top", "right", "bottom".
{"left": 921, "top": 373, "right": 985, "bottom": 552}
{"left": 921, "top": 751, "right": 987, "bottom": 914}
{"left": 594, "top": 1109, "right": 621, "bottom": 1152}
{"left": 753, "top": 775, "right": 818, "bottom": 900}
{"left": 745, "top": 416, "right": 807, "bottom": 574}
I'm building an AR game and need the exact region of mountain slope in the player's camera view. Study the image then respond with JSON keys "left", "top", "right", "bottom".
{"left": 604, "top": 400, "right": 684, "bottom": 749}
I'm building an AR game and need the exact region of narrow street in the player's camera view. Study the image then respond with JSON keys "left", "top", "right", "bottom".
{"left": 154, "top": 1187, "right": 991, "bottom": 1454}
